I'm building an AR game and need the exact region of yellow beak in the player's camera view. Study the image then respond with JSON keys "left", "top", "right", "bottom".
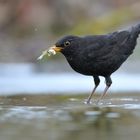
{"left": 50, "top": 45, "right": 63, "bottom": 52}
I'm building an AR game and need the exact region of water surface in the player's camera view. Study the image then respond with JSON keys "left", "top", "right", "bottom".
{"left": 0, "top": 94, "right": 140, "bottom": 140}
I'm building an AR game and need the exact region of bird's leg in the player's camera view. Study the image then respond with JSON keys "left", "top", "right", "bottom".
{"left": 98, "top": 76, "right": 112, "bottom": 102}
{"left": 86, "top": 76, "right": 100, "bottom": 104}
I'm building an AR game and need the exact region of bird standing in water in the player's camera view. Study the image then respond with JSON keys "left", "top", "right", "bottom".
{"left": 39, "top": 23, "right": 140, "bottom": 104}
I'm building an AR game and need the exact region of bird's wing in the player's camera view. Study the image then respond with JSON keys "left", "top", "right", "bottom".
{"left": 81, "top": 31, "right": 131, "bottom": 60}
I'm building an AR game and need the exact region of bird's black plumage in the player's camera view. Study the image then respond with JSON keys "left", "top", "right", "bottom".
{"left": 52, "top": 23, "right": 140, "bottom": 103}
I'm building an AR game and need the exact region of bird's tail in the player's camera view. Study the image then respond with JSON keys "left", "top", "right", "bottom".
{"left": 124, "top": 23, "right": 140, "bottom": 54}
{"left": 131, "top": 23, "right": 140, "bottom": 39}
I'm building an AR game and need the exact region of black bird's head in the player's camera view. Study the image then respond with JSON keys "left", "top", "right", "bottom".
{"left": 50, "top": 35, "right": 81, "bottom": 56}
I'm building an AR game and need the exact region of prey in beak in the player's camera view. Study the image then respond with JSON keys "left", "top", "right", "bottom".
{"left": 51, "top": 45, "right": 63, "bottom": 52}
{"left": 37, "top": 45, "right": 63, "bottom": 60}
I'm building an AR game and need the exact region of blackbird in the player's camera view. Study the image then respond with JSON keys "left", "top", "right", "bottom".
{"left": 48, "top": 23, "right": 140, "bottom": 104}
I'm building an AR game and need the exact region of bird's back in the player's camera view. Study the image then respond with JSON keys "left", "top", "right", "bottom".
{"left": 67, "top": 25, "right": 140, "bottom": 76}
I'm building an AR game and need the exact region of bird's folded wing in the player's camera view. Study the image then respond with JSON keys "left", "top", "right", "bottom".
{"left": 81, "top": 31, "right": 130, "bottom": 60}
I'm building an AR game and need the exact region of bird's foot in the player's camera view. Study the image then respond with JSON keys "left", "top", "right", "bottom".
{"left": 84, "top": 99, "right": 92, "bottom": 105}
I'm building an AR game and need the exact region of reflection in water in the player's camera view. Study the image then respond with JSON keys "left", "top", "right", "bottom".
{"left": 0, "top": 94, "right": 140, "bottom": 140}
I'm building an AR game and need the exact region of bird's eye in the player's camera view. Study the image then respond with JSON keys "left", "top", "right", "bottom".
{"left": 64, "top": 41, "right": 71, "bottom": 47}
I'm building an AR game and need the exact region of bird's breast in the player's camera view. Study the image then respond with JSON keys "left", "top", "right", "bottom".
{"left": 66, "top": 56, "right": 95, "bottom": 75}
{"left": 65, "top": 54, "right": 127, "bottom": 76}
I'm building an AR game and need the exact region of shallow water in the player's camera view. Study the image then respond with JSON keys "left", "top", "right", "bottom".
{"left": 0, "top": 94, "right": 140, "bottom": 140}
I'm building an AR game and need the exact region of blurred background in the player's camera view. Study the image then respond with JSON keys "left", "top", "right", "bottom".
{"left": 0, "top": 0, "right": 140, "bottom": 95}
